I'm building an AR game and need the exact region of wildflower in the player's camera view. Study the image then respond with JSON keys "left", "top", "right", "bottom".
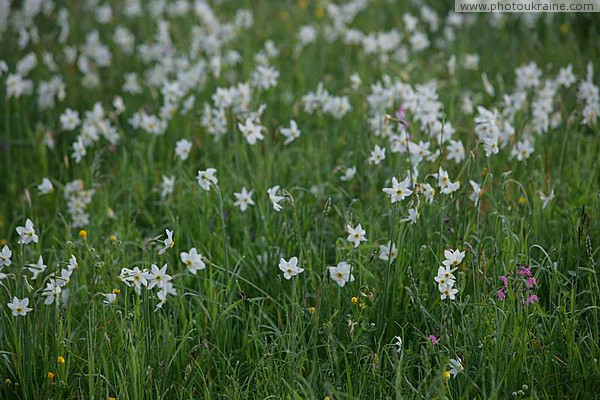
{"left": 280, "top": 120, "right": 301, "bottom": 145}
{"left": 27, "top": 255, "right": 47, "bottom": 280}
{"left": 7, "top": 297, "right": 33, "bottom": 316}
{"left": 267, "top": 186, "right": 285, "bottom": 212}
{"left": 16, "top": 218, "right": 38, "bottom": 244}
{"left": 469, "top": 180, "right": 483, "bottom": 206}
{"left": 238, "top": 118, "right": 265, "bottom": 145}
{"left": 526, "top": 294, "right": 539, "bottom": 304}
{"left": 346, "top": 223, "right": 367, "bottom": 248}
{"left": 443, "top": 249, "right": 465, "bottom": 268}
{"left": 0, "top": 245, "right": 11, "bottom": 267}
{"left": 161, "top": 175, "right": 176, "bottom": 199}
{"left": 404, "top": 208, "right": 419, "bottom": 224}
{"left": 147, "top": 263, "right": 172, "bottom": 290}
{"left": 47, "top": 372, "right": 55, "bottom": 381}
{"left": 350, "top": 296, "right": 358, "bottom": 305}
{"left": 443, "top": 370, "right": 451, "bottom": 381}
{"left": 155, "top": 281, "right": 177, "bottom": 310}
{"left": 428, "top": 335, "right": 438, "bottom": 345}
{"left": 526, "top": 277, "right": 537, "bottom": 288}
{"left": 278, "top": 256, "right": 304, "bottom": 280}
{"left": 497, "top": 288, "right": 506, "bottom": 301}
{"left": 103, "top": 293, "right": 117, "bottom": 306}
{"left": 233, "top": 187, "right": 255, "bottom": 212}
{"left": 393, "top": 336, "right": 402, "bottom": 353}
{"left": 122, "top": 267, "right": 150, "bottom": 290}
{"left": 59, "top": 108, "right": 80, "bottom": 131}
{"left": 328, "top": 261, "right": 355, "bottom": 287}
{"left": 180, "top": 248, "right": 206, "bottom": 274}
{"left": 518, "top": 266, "right": 532, "bottom": 277}
{"left": 196, "top": 168, "right": 218, "bottom": 191}
{"left": 449, "top": 358, "right": 464, "bottom": 377}
{"left": 57, "top": 356, "right": 65, "bottom": 365}
{"left": 439, "top": 282, "right": 459, "bottom": 300}
{"left": 382, "top": 176, "right": 412, "bottom": 203}
{"left": 539, "top": 189, "right": 555, "bottom": 209}
{"left": 435, "top": 168, "right": 460, "bottom": 194}
{"left": 378, "top": 241, "right": 397, "bottom": 262}
{"left": 79, "top": 229, "right": 87, "bottom": 239}
{"left": 368, "top": 145, "right": 386, "bottom": 165}
{"left": 37, "top": 178, "right": 54, "bottom": 195}
{"left": 340, "top": 166, "right": 356, "bottom": 182}
{"left": 42, "top": 279, "right": 62, "bottom": 305}
{"left": 158, "top": 229, "right": 174, "bottom": 254}
{"left": 174, "top": 139, "right": 192, "bottom": 161}
{"left": 308, "top": 306, "right": 316, "bottom": 314}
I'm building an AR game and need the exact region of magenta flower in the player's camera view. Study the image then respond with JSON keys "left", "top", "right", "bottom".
{"left": 428, "top": 335, "right": 438, "bottom": 345}
{"left": 518, "top": 266, "right": 532, "bottom": 277}
{"left": 395, "top": 105, "right": 405, "bottom": 120}
{"left": 526, "top": 294, "right": 539, "bottom": 304}
{"left": 497, "top": 288, "right": 506, "bottom": 301}
{"left": 499, "top": 275, "right": 508, "bottom": 287}
{"left": 526, "top": 277, "right": 536, "bottom": 288}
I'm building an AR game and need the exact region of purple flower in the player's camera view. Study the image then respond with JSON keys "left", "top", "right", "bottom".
{"left": 499, "top": 275, "right": 508, "bottom": 287}
{"left": 395, "top": 105, "right": 405, "bottom": 120}
{"left": 526, "top": 294, "right": 539, "bottom": 304}
{"left": 497, "top": 288, "right": 506, "bottom": 301}
{"left": 428, "top": 335, "right": 438, "bottom": 345}
{"left": 518, "top": 266, "right": 532, "bottom": 277}
{"left": 526, "top": 277, "right": 536, "bottom": 288}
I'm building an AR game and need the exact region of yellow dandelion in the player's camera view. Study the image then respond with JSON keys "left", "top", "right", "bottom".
{"left": 57, "top": 356, "right": 65, "bottom": 365}
{"left": 79, "top": 229, "right": 87, "bottom": 239}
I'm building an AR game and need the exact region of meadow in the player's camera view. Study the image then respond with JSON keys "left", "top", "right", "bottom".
{"left": 1, "top": 0, "right": 600, "bottom": 398}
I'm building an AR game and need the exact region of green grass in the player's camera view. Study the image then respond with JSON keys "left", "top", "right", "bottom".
{"left": 1, "top": 1, "right": 600, "bottom": 399}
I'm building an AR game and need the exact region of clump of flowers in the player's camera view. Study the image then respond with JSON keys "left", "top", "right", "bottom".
{"left": 496, "top": 264, "right": 539, "bottom": 305}
{"left": 434, "top": 248, "right": 465, "bottom": 301}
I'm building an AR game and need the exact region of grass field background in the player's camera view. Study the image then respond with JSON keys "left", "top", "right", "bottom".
{"left": 1, "top": 1, "right": 599, "bottom": 398}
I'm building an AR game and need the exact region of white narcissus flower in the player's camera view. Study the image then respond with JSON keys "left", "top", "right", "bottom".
{"left": 267, "top": 185, "right": 285, "bottom": 212}
{"left": 42, "top": 279, "right": 62, "bottom": 305}
{"left": 439, "top": 282, "right": 459, "bottom": 300}
{"left": 37, "top": 178, "right": 54, "bottom": 195}
{"left": 328, "top": 261, "right": 355, "bottom": 287}
{"left": 539, "top": 189, "right": 555, "bottom": 209}
{"left": 238, "top": 118, "right": 265, "bottom": 145}
{"left": 175, "top": 139, "right": 192, "bottom": 161}
{"left": 368, "top": 145, "right": 386, "bottom": 165}
{"left": 233, "top": 187, "right": 255, "bottom": 212}
{"left": 0, "top": 245, "right": 12, "bottom": 267}
{"left": 147, "top": 263, "right": 172, "bottom": 290}
{"left": 7, "top": 297, "right": 33, "bottom": 316}
{"left": 393, "top": 336, "right": 403, "bottom": 353}
{"left": 378, "top": 241, "right": 397, "bottom": 262}
{"left": 180, "top": 248, "right": 206, "bottom": 274}
{"left": 449, "top": 358, "right": 464, "bottom": 377}
{"left": 16, "top": 218, "right": 38, "bottom": 245}
{"left": 443, "top": 249, "right": 465, "bottom": 268}
{"left": 278, "top": 256, "right": 304, "bottom": 280}
{"left": 382, "top": 176, "right": 413, "bottom": 203}
{"left": 27, "top": 255, "right": 47, "bottom": 280}
{"left": 159, "top": 229, "right": 174, "bottom": 255}
{"left": 196, "top": 168, "right": 218, "bottom": 191}
{"left": 346, "top": 224, "right": 367, "bottom": 248}
{"left": 469, "top": 180, "right": 483, "bottom": 206}
{"left": 280, "top": 120, "right": 301, "bottom": 145}
{"left": 340, "top": 166, "right": 356, "bottom": 182}
{"left": 103, "top": 293, "right": 117, "bottom": 306}
{"left": 60, "top": 108, "right": 81, "bottom": 131}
